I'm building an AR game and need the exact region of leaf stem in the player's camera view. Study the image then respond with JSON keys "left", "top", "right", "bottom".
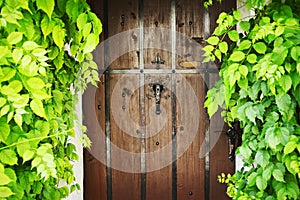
{"left": 0, "top": 129, "right": 74, "bottom": 151}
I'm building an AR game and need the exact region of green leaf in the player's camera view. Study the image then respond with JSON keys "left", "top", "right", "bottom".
{"left": 255, "top": 150, "right": 270, "bottom": 168}
{"left": 52, "top": 25, "right": 65, "bottom": 49}
{"left": 256, "top": 176, "right": 267, "bottom": 190}
{"left": 41, "top": 16, "right": 55, "bottom": 38}
{"left": 233, "top": 10, "right": 241, "bottom": 20}
{"left": 273, "top": 169, "right": 284, "bottom": 182}
{"left": 83, "top": 33, "right": 98, "bottom": 54}
{"left": 206, "top": 36, "right": 219, "bottom": 45}
{"left": 22, "top": 41, "right": 40, "bottom": 51}
{"left": 12, "top": 48, "right": 23, "bottom": 64}
{"left": 284, "top": 141, "right": 297, "bottom": 155}
{"left": 275, "top": 26, "right": 284, "bottom": 36}
{"left": 0, "top": 119, "right": 10, "bottom": 143}
{"left": 228, "top": 30, "right": 239, "bottom": 42}
{"left": 27, "top": 77, "right": 45, "bottom": 90}
{"left": 247, "top": 172, "right": 257, "bottom": 186}
{"left": 30, "top": 99, "right": 47, "bottom": 119}
{"left": 0, "top": 67, "right": 16, "bottom": 83}
{"left": 285, "top": 18, "right": 299, "bottom": 26}
{"left": 7, "top": 32, "right": 23, "bottom": 45}
{"left": 1, "top": 80, "right": 23, "bottom": 96}
{"left": 229, "top": 51, "right": 245, "bottom": 62}
{"left": 278, "top": 75, "right": 292, "bottom": 92}
{"left": 239, "top": 65, "right": 248, "bottom": 77}
{"left": 4, "top": 168, "right": 16, "bottom": 182}
{"left": 238, "top": 40, "right": 252, "bottom": 50}
{"left": 262, "top": 164, "right": 274, "bottom": 180}
{"left": 253, "top": 42, "right": 267, "bottom": 54}
{"left": 14, "top": 114, "right": 22, "bottom": 128}
{"left": 36, "top": 0, "right": 55, "bottom": 18}
{"left": 0, "top": 149, "right": 18, "bottom": 165}
{"left": 265, "top": 127, "right": 279, "bottom": 149}
{"left": 290, "top": 47, "right": 299, "bottom": 61}
{"left": 240, "top": 21, "right": 250, "bottom": 32}
{"left": 0, "top": 98, "right": 6, "bottom": 108}
{"left": 11, "top": 94, "right": 29, "bottom": 108}
{"left": 219, "top": 41, "right": 228, "bottom": 53}
{"left": 271, "top": 47, "right": 288, "bottom": 66}
{"left": 22, "top": 150, "right": 35, "bottom": 163}
{"left": 77, "top": 13, "right": 87, "bottom": 31}
{"left": 31, "top": 157, "right": 41, "bottom": 169}
{"left": 0, "top": 186, "right": 14, "bottom": 198}
{"left": 0, "top": 173, "right": 12, "bottom": 185}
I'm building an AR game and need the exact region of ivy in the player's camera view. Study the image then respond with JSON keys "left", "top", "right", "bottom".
{"left": 205, "top": 0, "right": 300, "bottom": 199}
{"left": 0, "top": 0, "right": 101, "bottom": 199}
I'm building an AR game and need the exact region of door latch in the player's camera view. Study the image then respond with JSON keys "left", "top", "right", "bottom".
{"left": 153, "top": 83, "right": 163, "bottom": 115}
{"left": 151, "top": 53, "right": 165, "bottom": 69}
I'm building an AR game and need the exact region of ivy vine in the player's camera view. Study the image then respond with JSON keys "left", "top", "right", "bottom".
{"left": 0, "top": 0, "right": 101, "bottom": 199}
{"left": 204, "top": 0, "right": 300, "bottom": 199}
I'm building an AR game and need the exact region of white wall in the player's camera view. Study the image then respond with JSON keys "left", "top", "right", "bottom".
{"left": 64, "top": 93, "right": 84, "bottom": 200}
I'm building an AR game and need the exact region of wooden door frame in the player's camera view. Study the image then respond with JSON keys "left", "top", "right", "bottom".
{"left": 83, "top": 0, "right": 237, "bottom": 199}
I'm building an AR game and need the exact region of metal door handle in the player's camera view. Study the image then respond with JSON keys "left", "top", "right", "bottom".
{"left": 153, "top": 83, "right": 163, "bottom": 115}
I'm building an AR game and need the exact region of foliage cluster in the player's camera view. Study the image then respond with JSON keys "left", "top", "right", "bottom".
{"left": 204, "top": 0, "right": 300, "bottom": 199}
{"left": 0, "top": 0, "right": 101, "bottom": 199}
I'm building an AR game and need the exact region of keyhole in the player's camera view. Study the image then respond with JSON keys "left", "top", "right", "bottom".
{"left": 189, "top": 191, "right": 193, "bottom": 196}
{"left": 156, "top": 141, "right": 159, "bottom": 146}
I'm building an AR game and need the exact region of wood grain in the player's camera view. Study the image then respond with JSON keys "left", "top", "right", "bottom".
{"left": 143, "top": 0, "right": 172, "bottom": 69}
{"left": 176, "top": 74, "right": 206, "bottom": 200}
{"left": 209, "top": 73, "right": 234, "bottom": 200}
{"left": 176, "top": 0, "right": 205, "bottom": 69}
{"left": 110, "top": 74, "right": 141, "bottom": 200}
{"left": 145, "top": 74, "right": 172, "bottom": 200}
{"left": 108, "top": 0, "right": 139, "bottom": 70}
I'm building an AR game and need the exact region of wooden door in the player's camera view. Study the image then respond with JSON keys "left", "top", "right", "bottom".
{"left": 84, "top": 0, "right": 236, "bottom": 200}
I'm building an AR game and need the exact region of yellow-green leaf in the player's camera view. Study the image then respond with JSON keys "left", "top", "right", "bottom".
{"left": 30, "top": 99, "right": 47, "bottom": 119}
{"left": 206, "top": 36, "right": 220, "bottom": 45}
{"left": 52, "top": 25, "right": 65, "bottom": 49}
{"left": 229, "top": 51, "right": 245, "bottom": 62}
{"left": 0, "top": 173, "right": 12, "bottom": 185}
{"left": 27, "top": 77, "right": 45, "bottom": 90}
{"left": 36, "top": 0, "right": 55, "bottom": 19}
{"left": 0, "top": 149, "right": 18, "bottom": 165}
{"left": 0, "top": 186, "right": 14, "bottom": 198}
{"left": 7, "top": 32, "right": 23, "bottom": 45}
{"left": 83, "top": 33, "right": 97, "bottom": 54}
{"left": 22, "top": 150, "right": 35, "bottom": 163}
{"left": 228, "top": 30, "right": 239, "bottom": 42}
{"left": 12, "top": 48, "right": 23, "bottom": 64}
{"left": 219, "top": 41, "right": 228, "bottom": 53}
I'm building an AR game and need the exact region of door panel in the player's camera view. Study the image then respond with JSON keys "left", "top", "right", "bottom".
{"left": 145, "top": 74, "right": 172, "bottom": 200}
{"left": 108, "top": 0, "right": 139, "bottom": 70}
{"left": 110, "top": 74, "right": 141, "bottom": 200}
{"left": 176, "top": 74, "right": 206, "bottom": 200}
{"left": 176, "top": 0, "right": 204, "bottom": 69}
{"left": 144, "top": 0, "right": 171, "bottom": 69}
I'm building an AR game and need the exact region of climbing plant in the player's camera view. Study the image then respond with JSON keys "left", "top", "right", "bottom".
{"left": 0, "top": 0, "right": 101, "bottom": 199}
{"left": 204, "top": 0, "right": 300, "bottom": 199}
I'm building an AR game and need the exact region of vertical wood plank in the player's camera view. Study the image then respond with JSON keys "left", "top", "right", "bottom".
{"left": 143, "top": 0, "right": 172, "bottom": 69}
{"left": 145, "top": 74, "right": 172, "bottom": 200}
{"left": 209, "top": 73, "right": 235, "bottom": 200}
{"left": 110, "top": 74, "right": 141, "bottom": 200}
{"left": 176, "top": 0, "right": 204, "bottom": 69}
{"left": 208, "top": 1, "right": 236, "bottom": 199}
{"left": 107, "top": 0, "right": 139, "bottom": 70}
{"left": 83, "top": 75, "right": 107, "bottom": 200}
{"left": 84, "top": 0, "right": 107, "bottom": 199}
{"left": 176, "top": 74, "right": 206, "bottom": 200}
